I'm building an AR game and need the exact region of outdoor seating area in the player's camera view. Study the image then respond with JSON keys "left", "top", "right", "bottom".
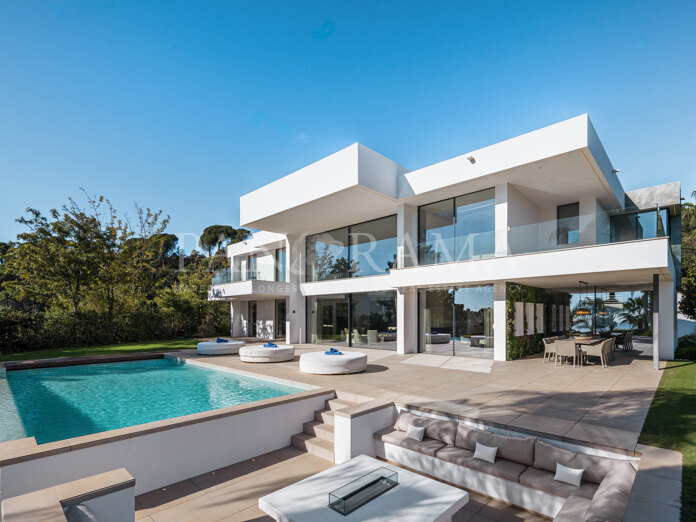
{"left": 375, "top": 410, "right": 638, "bottom": 520}
{"left": 299, "top": 350, "right": 368, "bottom": 375}
{"left": 239, "top": 344, "right": 295, "bottom": 363}
{"left": 542, "top": 334, "right": 636, "bottom": 367}
{"left": 196, "top": 339, "right": 245, "bottom": 355}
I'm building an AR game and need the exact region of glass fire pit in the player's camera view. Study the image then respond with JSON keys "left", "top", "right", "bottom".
{"left": 328, "top": 467, "right": 398, "bottom": 516}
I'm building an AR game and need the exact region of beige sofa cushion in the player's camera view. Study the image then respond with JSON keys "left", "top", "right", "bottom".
{"left": 381, "top": 430, "right": 446, "bottom": 457}
{"left": 394, "top": 411, "right": 430, "bottom": 431}
{"left": 462, "top": 456, "right": 527, "bottom": 483}
{"left": 519, "top": 467, "right": 598, "bottom": 499}
{"left": 570, "top": 452, "right": 618, "bottom": 485}
{"left": 425, "top": 420, "right": 458, "bottom": 446}
{"left": 435, "top": 445, "right": 473, "bottom": 466}
{"left": 533, "top": 439, "right": 576, "bottom": 473}
{"left": 476, "top": 431, "right": 536, "bottom": 466}
{"left": 454, "top": 423, "right": 479, "bottom": 451}
{"left": 585, "top": 461, "right": 637, "bottom": 522}
{"left": 393, "top": 411, "right": 457, "bottom": 445}
{"left": 553, "top": 495, "right": 591, "bottom": 521}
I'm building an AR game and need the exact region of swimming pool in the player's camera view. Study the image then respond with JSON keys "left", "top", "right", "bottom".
{"left": 0, "top": 358, "right": 303, "bottom": 444}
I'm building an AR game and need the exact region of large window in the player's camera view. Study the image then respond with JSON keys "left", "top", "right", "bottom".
{"left": 275, "top": 247, "right": 287, "bottom": 282}
{"left": 307, "top": 295, "right": 349, "bottom": 346}
{"left": 557, "top": 203, "right": 580, "bottom": 245}
{"left": 610, "top": 208, "right": 669, "bottom": 243}
{"left": 305, "top": 216, "right": 397, "bottom": 281}
{"left": 419, "top": 188, "right": 495, "bottom": 265}
{"left": 419, "top": 285, "right": 494, "bottom": 358}
{"left": 307, "top": 291, "right": 397, "bottom": 350}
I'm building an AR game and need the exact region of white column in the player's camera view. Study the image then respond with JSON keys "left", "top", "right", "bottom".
{"left": 286, "top": 234, "right": 305, "bottom": 344}
{"left": 397, "top": 288, "right": 418, "bottom": 354}
{"left": 579, "top": 197, "right": 599, "bottom": 246}
{"left": 658, "top": 278, "right": 676, "bottom": 362}
{"left": 494, "top": 183, "right": 508, "bottom": 256}
{"left": 396, "top": 203, "right": 419, "bottom": 354}
{"left": 396, "top": 203, "right": 418, "bottom": 268}
{"left": 493, "top": 283, "right": 507, "bottom": 361}
{"left": 230, "top": 301, "right": 243, "bottom": 337}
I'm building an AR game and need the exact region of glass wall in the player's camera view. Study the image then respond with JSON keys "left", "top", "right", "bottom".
{"left": 419, "top": 285, "right": 494, "bottom": 358}
{"left": 557, "top": 202, "right": 580, "bottom": 245}
{"left": 307, "top": 291, "right": 397, "bottom": 350}
{"left": 352, "top": 291, "right": 397, "bottom": 349}
{"left": 275, "top": 247, "right": 287, "bottom": 282}
{"left": 305, "top": 216, "right": 396, "bottom": 281}
{"left": 610, "top": 208, "right": 669, "bottom": 243}
{"left": 305, "top": 228, "right": 351, "bottom": 282}
{"left": 307, "top": 294, "right": 349, "bottom": 346}
{"left": 350, "top": 216, "right": 397, "bottom": 277}
{"left": 419, "top": 188, "right": 495, "bottom": 265}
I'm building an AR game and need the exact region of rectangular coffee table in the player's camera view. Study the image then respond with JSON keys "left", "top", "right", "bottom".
{"left": 259, "top": 454, "right": 468, "bottom": 521}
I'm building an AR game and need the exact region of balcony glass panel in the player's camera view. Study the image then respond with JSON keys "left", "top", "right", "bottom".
{"left": 508, "top": 208, "right": 669, "bottom": 255}
{"left": 454, "top": 188, "right": 495, "bottom": 261}
{"left": 349, "top": 215, "right": 397, "bottom": 277}
{"left": 212, "top": 267, "right": 231, "bottom": 285}
{"left": 419, "top": 200, "right": 455, "bottom": 265}
{"left": 306, "top": 227, "right": 351, "bottom": 282}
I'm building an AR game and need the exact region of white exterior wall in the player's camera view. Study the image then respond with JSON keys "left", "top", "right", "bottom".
{"left": 255, "top": 252, "right": 276, "bottom": 281}
{"left": 214, "top": 115, "right": 679, "bottom": 364}
{"left": 0, "top": 391, "right": 334, "bottom": 501}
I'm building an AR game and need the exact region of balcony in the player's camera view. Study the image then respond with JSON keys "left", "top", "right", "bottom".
{"left": 209, "top": 268, "right": 289, "bottom": 300}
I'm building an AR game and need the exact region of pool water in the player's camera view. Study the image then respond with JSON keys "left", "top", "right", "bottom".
{"left": 0, "top": 358, "right": 302, "bottom": 444}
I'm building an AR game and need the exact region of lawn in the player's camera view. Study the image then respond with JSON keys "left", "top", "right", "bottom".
{"left": 0, "top": 339, "right": 198, "bottom": 362}
{"left": 639, "top": 360, "right": 696, "bottom": 521}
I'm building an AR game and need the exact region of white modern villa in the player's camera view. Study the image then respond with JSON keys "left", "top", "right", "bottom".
{"left": 209, "top": 114, "right": 681, "bottom": 365}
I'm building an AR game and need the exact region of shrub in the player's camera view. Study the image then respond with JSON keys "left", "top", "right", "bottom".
{"left": 676, "top": 335, "right": 696, "bottom": 360}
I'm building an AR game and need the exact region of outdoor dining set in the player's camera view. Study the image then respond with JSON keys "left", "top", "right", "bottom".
{"left": 542, "top": 331, "right": 634, "bottom": 367}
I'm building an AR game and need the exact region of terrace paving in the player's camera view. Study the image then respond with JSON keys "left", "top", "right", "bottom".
{"left": 180, "top": 344, "right": 664, "bottom": 455}
{"left": 135, "top": 446, "right": 548, "bottom": 521}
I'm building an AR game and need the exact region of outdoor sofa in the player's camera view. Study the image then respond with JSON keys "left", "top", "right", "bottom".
{"left": 374, "top": 411, "right": 637, "bottom": 520}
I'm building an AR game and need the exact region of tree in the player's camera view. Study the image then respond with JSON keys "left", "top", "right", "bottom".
{"left": 619, "top": 295, "right": 650, "bottom": 332}
{"left": 198, "top": 225, "right": 249, "bottom": 270}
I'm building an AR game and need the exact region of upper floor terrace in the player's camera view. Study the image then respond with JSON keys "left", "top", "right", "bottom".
{"left": 211, "top": 115, "right": 681, "bottom": 297}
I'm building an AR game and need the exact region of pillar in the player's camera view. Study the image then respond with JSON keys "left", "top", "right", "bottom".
{"left": 494, "top": 183, "right": 508, "bottom": 257}
{"left": 493, "top": 283, "right": 507, "bottom": 361}
{"left": 656, "top": 276, "right": 676, "bottom": 363}
{"left": 286, "top": 234, "right": 305, "bottom": 344}
{"left": 396, "top": 203, "right": 418, "bottom": 268}
{"left": 397, "top": 288, "right": 418, "bottom": 354}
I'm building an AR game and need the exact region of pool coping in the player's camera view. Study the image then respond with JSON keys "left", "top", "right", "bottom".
{"left": 0, "top": 355, "right": 335, "bottom": 467}
{"left": 0, "top": 351, "right": 168, "bottom": 371}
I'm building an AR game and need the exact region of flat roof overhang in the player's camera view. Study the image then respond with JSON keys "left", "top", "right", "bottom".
{"left": 208, "top": 280, "right": 292, "bottom": 301}
{"left": 239, "top": 115, "right": 624, "bottom": 235}
{"left": 389, "top": 238, "right": 674, "bottom": 291}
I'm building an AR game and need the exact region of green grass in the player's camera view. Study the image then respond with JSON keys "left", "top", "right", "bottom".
{"left": 0, "top": 339, "right": 198, "bottom": 362}
{"left": 639, "top": 360, "right": 696, "bottom": 521}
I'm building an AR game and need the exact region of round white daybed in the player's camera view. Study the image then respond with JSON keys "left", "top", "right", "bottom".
{"left": 196, "top": 340, "right": 244, "bottom": 355}
{"left": 299, "top": 351, "right": 367, "bottom": 375}
{"left": 239, "top": 345, "right": 295, "bottom": 363}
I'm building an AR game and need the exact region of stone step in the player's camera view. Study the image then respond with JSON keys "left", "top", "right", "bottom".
{"left": 303, "top": 421, "right": 334, "bottom": 442}
{"left": 314, "top": 409, "right": 335, "bottom": 426}
{"left": 291, "top": 433, "right": 334, "bottom": 462}
{"left": 326, "top": 398, "right": 355, "bottom": 411}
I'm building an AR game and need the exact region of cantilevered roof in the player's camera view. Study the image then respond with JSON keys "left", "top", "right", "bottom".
{"left": 240, "top": 114, "right": 625, "bottom": 235}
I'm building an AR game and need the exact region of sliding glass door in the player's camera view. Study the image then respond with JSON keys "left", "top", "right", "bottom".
{"left": 419, "top": 285, "right": 494, "bottom": 358}
{"left": 307, "top": 291, "right": 397, "bottom": 350}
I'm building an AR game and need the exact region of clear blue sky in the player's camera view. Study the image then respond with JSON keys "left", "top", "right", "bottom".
{"left": 1, "top": 1, "right": 695, "bottom": 251}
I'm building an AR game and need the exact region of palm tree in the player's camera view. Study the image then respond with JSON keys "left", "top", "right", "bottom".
{"left": 619, "top": 296, "right": 650, "bottom": 332}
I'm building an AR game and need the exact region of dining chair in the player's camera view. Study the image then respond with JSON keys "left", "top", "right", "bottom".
{"left": 555, "top": 340, "right": 580, "bottom": 367}
{"left": 542, "top": 337, "right": 557, "bottom": 363}
{"left": 581, "top": 339, "right": 611, "bottom": 367}
{"left": 624, "top": 331, "right": 634, "bottom": 351}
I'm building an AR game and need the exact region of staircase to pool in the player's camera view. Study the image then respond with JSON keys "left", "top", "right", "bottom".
{"left": 290, "top": 397, "right": 356, "bottom": 463}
